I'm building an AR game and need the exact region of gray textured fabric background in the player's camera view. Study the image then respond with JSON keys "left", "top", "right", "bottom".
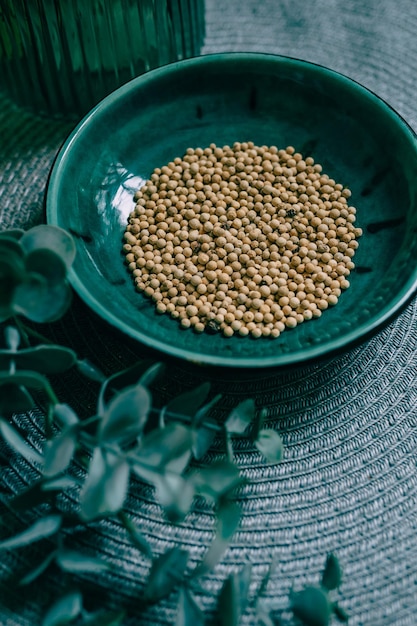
{"left": 1, "top": 1, "right": 417, "bottom": 625}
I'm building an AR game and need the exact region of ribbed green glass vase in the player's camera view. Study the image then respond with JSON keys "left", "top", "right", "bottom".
{"left": 0, "top": 0, "right": 205, "bottom": 119}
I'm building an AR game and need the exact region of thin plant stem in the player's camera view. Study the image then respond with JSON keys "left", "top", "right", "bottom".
{"left": 13, "top": 317, "right": 31, "bottom": 348}
{"left": 14, "top": 318, "right": 54, "bottom": 346}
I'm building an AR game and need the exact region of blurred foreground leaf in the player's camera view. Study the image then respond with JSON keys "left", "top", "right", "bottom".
{"left": 176, "top": 586, "right": 204, "bottom": 626}
{"left": 132, "top": 423, "right": 193, "bottom": 476}
{"left": 225, "top": 399, "right": 255, "bottom": 435}
{"left": 20, "top": 225, "right": 76, "bottom": 270}
{"left": 192, "top": 415, "right": 218, "bottom": 461}
{"left": 162, "top": 382, "right": 211, "bottom": 426}
{"left": 80, "top": 448, "right": 130, "bottom": 521}
{"left": 56, "top": 548, "right": 111, "bottom": 574}
{"left": 192, "top": 393, "right": 222, "bottom": 460}
{"left": 43, "top": 428, "right": 78, "bottom": 477}
{"left": 25, "top": 248, "right": 67, "bottom": 286}
{"left": 218, "top": 563, "right": 252, "bottom": 626}
{"left": 42, "top": 590, "right": 82, "bottom": 626}
{"left": 0, "top": 417, "right": 43, "bottom": 465}
{"left": 78, "top": 610, "right": 126, "bottom": 626}
{"left": 76, "top": 358, "right": 106, "bottom": 383}
{"left": 0, "top": 225, "right": 75, "bottom": 323}
{"left": 291, "top": 586, "right": 332, "bottom": 626}
{"left": 13, "top": 274, "right": 73, "bottom": 323}
{"left": 53, "top": 403, "right": 80, "bottom": 428}
{"left": 98, "top": 360, "right": 163, "bottom": 410}
{"left": 254, "top": 429, "right": 284, "bottom": 464}
{"left": 321, "top": 553, "right": 342, "bottom": 591}
{"left": 194, "top": 499, "right": 241, "bottom": 577}
{"left": 99, "top": 383, "right": 151, "bottom": 443}
{"left": 0, "top": 228, "right": 24, "bottom": 241}
{"left": 155, "top": 472, "right": 195, "bottom": 523}
{"left": 191, "top": 459, "right": 244, "bottom": 501}
{"left": 0, "top": 344, "right": 77, "bottom": 374}
{"left": 118, "top": 511, "right": 152, "bottom": 559}
{"left": 144, "top": 547, "right": 188, "bottom": 603}
{"left": 0, "top": 514, "right": 62, "bottom": 549}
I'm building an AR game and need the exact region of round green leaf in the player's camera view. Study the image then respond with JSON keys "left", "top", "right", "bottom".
{"left": 0, "top": 228, "right": 24, "bottom": 241}
{"left": 163, "top": 382, "right": 211, "bottom": 422}
{"left": 218, "top": 563, "right": 252, "bottom": 626}
{"left": 0, "top": 344, "right": 77, "bottom": 374}
{"left": 99, "top": 384, "right": 151, "bottom": 443}
{"left": 76, "top": 358, "right": 106, "bottom": 383}
{"left": 176, "top": 587, "right": 204, "bottom": 626}
{"left": 76, "top": 610, "right": 126, "bottom": 626}
{"left": 118, "top": 512, "right": 152, "bottom": 559}
{"left": 42, "top": 590, "right": 83, "bottom": 626}
{"left": 0, "top": 417, "right": 43, "bottom": 465}
{"left": 56, "top": 549, "right": 111, "bottom": 574}
{"left": 321, "top": 553, "right": 342, "bottom": 591}
{"left": 193, "top": 500, "right": 241, "bottom": 578}
{"left": 192, "top": 393, "right": 222, "bottom": 459}
{"left": 43, "top": 429, "right": 77, "bottom": 477}
{"left": 217, "top": 499, "right": 242, "bottom": 542}
{"left": 155, "top": 473, "right": 195, "bottom": 523}
{"left": 25, "top": 248, "right": 67, "bottom": 285}
{"left": 225, "top": 399, "right": 255, "bottom": 435}
{"left": 98, "top": 360, "right": 160, "bottom": 410}
{"left": 0, "top": 514, "right": 62, "bottom": 550}
{"left": 20, "top": 225, "right": 76, "bottom": 270}
{"left": 132, "top": 423, "right": 193, "bottom": 471}
{"left": 291, "top": 586, "right": 332, "bottom": 626}
{"left": 191, "top": 459, "right": 243, "bottom": 500}
{"left": 53, "top": 403, "right": 79, "bottom": 427}
{"left": 139, "top": 361, "right": 165, "bottom": 388}
{"left": 13, "top": 275, "right": 73, "bottom": 323}
{"left": 255, "top": 429, "right": 284, "bottom": 463}
{"left": 0, "top": 236, "right": 24, "bottom": 258}
{"left": 144, "top": 547, "right": 188, "bottom": 603}
{"left": 193, "top": 392, "right": 222, "bottom": 427}
{"left": 79, "top": 448, "right": 130, "bottom": 521}
{"left": 192, "top": 418, "right": 218, "bottom": 460}
{"left": 0, "top": 369, "right": 52, "bottom": 391}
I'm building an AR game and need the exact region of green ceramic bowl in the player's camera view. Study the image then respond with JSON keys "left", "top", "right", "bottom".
{"left": 46, "top": 53, "right": 417, "bottom": 368}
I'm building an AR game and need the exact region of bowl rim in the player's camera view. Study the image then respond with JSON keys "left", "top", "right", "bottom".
{"left": 46, "top": 51, "right": 417, "bottom": 368}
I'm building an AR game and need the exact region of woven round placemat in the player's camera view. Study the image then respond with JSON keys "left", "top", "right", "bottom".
{"left": 2, "top": 1, "right": 417, "bottom": 625}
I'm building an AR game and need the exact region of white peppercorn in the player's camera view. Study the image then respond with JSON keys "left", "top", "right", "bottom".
{"left": 124, "top": 143, "right": 361, "bottom": 338}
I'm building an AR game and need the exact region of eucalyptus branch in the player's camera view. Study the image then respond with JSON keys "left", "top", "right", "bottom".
{"left": 44, "top": 384, "right": 60, "bottom": 411}
{"left": 158, "top": 407, "right": 223, "bottom": 433}
{"left": 0, "top": 224, "right": 348, "bottom": 626}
